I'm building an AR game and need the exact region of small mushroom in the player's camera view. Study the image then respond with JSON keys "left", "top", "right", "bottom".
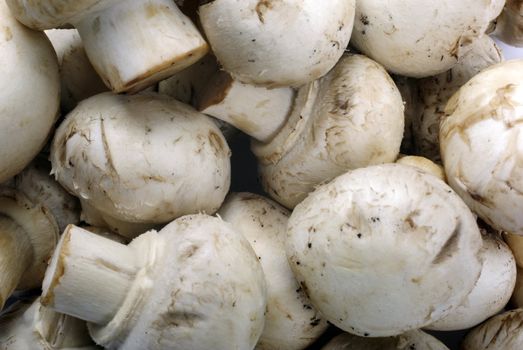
{"left": 492, "top": 0, "right": 523, "bottom": 47}
{"left": 462, "top": 309, "right": 523, "bottom": 349}
{"left": 50, "top": 92, "right": 231, "bottom": 238}
{"left": 7, "top": 0, "right": 208, "bottom": 92}
{"left": 426, "top": 230, "right": 516, "bottom": 331}
{"left": 218, "top": 192, "right": 328, "bottom": 350}
{"left": 0, "top": 298, "right": 98, "bottom": 349}
{"left": 41, "top": 215, "right": 267, "bottom": 350}
{"left": 198, "top": 0, "right": 356, "bottom": 87}
{"left": 321, "top": 330, "right": 449, "bottom": 350}
{"left": 413, "top": 35, "right": 503, "bottom": 161}
{"left": 0, "top": 0, "right": 60, "bottom": 184}
{"left": 440, "top": 60, "right": 523, "bottom": 235}
{"left": 350, "top": 0, "right": 505, "bottom": 77}
{"left": 286, "top": 163, "right": 483, "bottom": 336}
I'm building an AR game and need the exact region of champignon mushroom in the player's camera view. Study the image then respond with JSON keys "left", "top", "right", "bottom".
{"left": 426, "top": 229, "right": 516, "bottom": 331}
{"left": 198, "top": 0, "right": 355, "bottom": 87}
{"left": 413, "top": 35, "right": 503, "bottom": 161}
{"left": 350, "top": 0, "right": 505, "bottom": 77}
{"left": 6, "top": 0, "right": 208, "bottom": 92}
{"left": 286, "top": 163, "right": 483, "bottom": 336}
{"left": 0, "top": 0, "right": 59, "bottom": 184}
{"left": 462, "top": 309, "right": 523, "bottom": 349}
{"left": 218, "top": 192, "right": 327, "bottom": 350}
{"left": 492, "top": 0, "right": 523, "bottom": 47}
{"left": 440, "top": 60, "right": 523, "bottom": 235}
{"left": 321, "top": 330, "right": 449, "bottom": 350}
{"left": 50, "top": 92, "right": 231, "bottom": 238}
{"left": 0, "top": 298, "right": 98, "bottom": 350}
{"left": 41, "top": 215, "right": 267, "bottom": 350}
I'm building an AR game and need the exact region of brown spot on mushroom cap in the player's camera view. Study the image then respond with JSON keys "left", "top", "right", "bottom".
{"left": 255, "top": 0, "right": 276, "bottom": 24}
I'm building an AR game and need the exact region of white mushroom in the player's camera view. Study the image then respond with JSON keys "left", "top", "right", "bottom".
{"left": 286, "top": 163, "right": 483, "bottom": 336}
{"left": 440, "top": 60, "right": 523, "bottom": 235}
{"left": 396, "top": 155, "right": 446, "bottom": 181}
{"left": 414, "top": 35, "right": 503, "bottom": 161}
{"left": 218, "top": 192, "right": 327, "bottom": 350}
{"left": 426, "top": 230, "right": 516, "bottom": 331}
{"left": 462, "top": 309, "right": 523, "bottom": 349}
{"left": 41, "top": 215, "right": 267, "bottom": 350}
{"left": 7, "top": 0, "right": 208, "bottom": 92}
{"left": 492, "top": 0, "right": 523, "bottom": 47}
{"left": 198, "top": 0, "right": 355, "bottom": 87}
{"left": 321, "top": 330, "right": 449, "bottom": 350}
{"left": 50, "top": 92, "right": 231, "bottom": 238}
{"left": 252, "top": 54, "right": 404, "bottom": 208}
{"left": 350, "top": 0, "right": 505, "bottom": 77}
{"left": 0, "top": 0, "right": 59, "bottom": 184}
{"left": 0, "top": 298, "right": 98, "bottom": 349}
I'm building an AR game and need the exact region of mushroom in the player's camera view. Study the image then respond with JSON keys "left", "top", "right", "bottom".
{"left": 492, "top": 0, "right": 523, "bottom": 47}
{"left": 350, "top": 0, "right": 505, "bottom": 77}
{"left": 396, "top": 155, "right": 446, "bottom": 181}
{"left": 218, "top": 192, "right": 327, "bottom": 350}
{"left": 286, "top": 163, "right": 483, "bottom": 336}
{"left": 440, "top": 60, "right": 523, "bottom": 235}
{"left": 462, "top": 309, "right": 523, "bottom": 349}
{"left": 0, "top": 0, "right": 60, "bottom": 184}
{"left": 198, "top": 0, "right": 356, "bottom": 87}
{"left": 426, "top": 229, "right": 516, "bottom": 331}
{"left": 6, "top": 0, "right": 208, "bottom": 93}
{"left": 50, "top": 92, "right": 231, "bottom": 238}
{"left": 45, "top": 29, "right": 108, "bottom": 113}
{"left": 0, "top": 298, "right": 98, "bottom": 349}
{"left": 321, "top": 330, "right": 449, "bottom": 350}
{"left": 41, "top": 215, "right": 267, "bottom": 350}
{"left": 413, "top": 35, "right": 503, "bottom": 161}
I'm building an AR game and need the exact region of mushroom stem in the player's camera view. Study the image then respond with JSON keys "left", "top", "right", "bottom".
{"left": 41, "top": 225, "right": 138, "bottom": 325}
{"left": 0, "top": 215, "right": 33, "bottom": 307}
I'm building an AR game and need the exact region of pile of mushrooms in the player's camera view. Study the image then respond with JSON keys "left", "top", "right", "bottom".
{"left": 1, "top": 0, "right": 523, "bottom": 349}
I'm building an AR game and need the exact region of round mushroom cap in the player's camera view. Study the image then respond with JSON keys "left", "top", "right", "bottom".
{"left": 0, "top": 1, "right": 60, "bottom": 183}
{"left": 462, "top": 309, "right": 523, "bottom": 349}
{"left": 286, "top": 163, "right": 483, "bottom": 337}
{"left": 440, "top": 60, "right": 523, "bottom": 235}
{"left": 218, "top": 193, "right": 327, "bottom": 350}
{"left": 321, "top": 330, "right": 449, "bottom": 350}
{"left": 199, "top": 0, "right": 355, "bottom": 87}
{"left": 350, "top": 0, "right": 505, "bottom": 77}
{"left": 50, "top": 92, "right": 231, "bottom": 224}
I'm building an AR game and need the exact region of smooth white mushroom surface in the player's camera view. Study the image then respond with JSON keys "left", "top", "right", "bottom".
{"left": 462, "top": 309, "right": 523, "bottom": 349}
{"left": 199, "top": 0, "right": 355, "bottom": 87}
{"left": 350, "top": 0, "right": 505, "bottom": 77}
{"left": 414, "top": 35, "right": 503, "bottom": 161}
{"left": 0, "top": 298, "right": 98, "bottom": 350}
{"left": 50, "top": 92, "right": 231, "bottom": 230}
{"left": 286, "top": 163, "right": 483, "bottom": 337}
{"left": 253, "top": 54, "right": 404, "bottom": 209}
{"left": 493, "top": 0, "right": 523, "bottom": 47}
{"left": 0, "top": 0, "right": 59, "bottom": 184}
{"left": 219, "top": 192, "right": 327, "bottom": 350}
{"left": 41, "top": 215, "right": 267, "bottom": 350}
{"left": 426, "top": 230, "right": 516, "bottom": 331}
{"left": 440, "top": 60, "right": 523, "bottom": 235}
{"left": 321, "top": 330, "right": 449, "bottom": 350}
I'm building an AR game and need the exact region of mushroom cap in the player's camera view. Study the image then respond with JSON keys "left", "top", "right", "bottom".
{"left": 321, "top": 330, "right": 449, "bottom": 350}
{"left": 440, "top": 60, "right": 523, "bottom": 234}
{"left": 462, "top": 309, "right": 523, "bottom": 349}
{"left": 414, "top": 35, "right": 503, "bottom": 161}
{"left": 199, "top": 0, "right": 355, "bottom": 87}
{"left": 50, "top": 92, "right": 231, "bottom": 224}
{"left": 253, "top": 54, "right": 404, "bottom": 208}
{"left": 426, "top": 231, "right": 516, "bottom": 331}
{"left": 350, "top": 0, "right": 505, "bottom": 77}
{"left": 0, "top": 1, "right": 60, "bottom": 183}
{"left": 286, "top": 163, "right": 483, "bottom": 336}
{"left": 218, "top": 193, "right": 327, "bottom": 350}
{"left": 90, "top": 214, "right": 267, "bottom": 350}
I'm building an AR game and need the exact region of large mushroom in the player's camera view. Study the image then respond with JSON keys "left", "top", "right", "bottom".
{"left": 286, "top": 163, "right": 483, "bottom": 336}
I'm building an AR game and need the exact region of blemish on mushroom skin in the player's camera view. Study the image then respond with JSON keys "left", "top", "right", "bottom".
{"left": 41, "top": 229, "right": 72, "bottom": 306}
{"left": 3, "top": 26, "right": 12, "bottom": 41}
{"left": 432, "top": 221, "right": 461, "bottom": 265}
{"left": 255, "top": 0, "right": 275, "bottom": 24}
